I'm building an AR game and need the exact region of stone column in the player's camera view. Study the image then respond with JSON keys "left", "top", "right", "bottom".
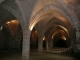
{"left": 38, "top": 35, "right": 43, "bottom": 52}
{"left": 22, "top": 29, "right": 31, "bottom": 60}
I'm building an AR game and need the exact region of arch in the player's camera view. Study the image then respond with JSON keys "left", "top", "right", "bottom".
{"left": 29, "top": 4, "right": 75, "bottom": 31}
{"left": 42, "top": 17, "right": 71, "bottom": 36}
{"left": 0, "top": 1, "right": 31, "bottom": 60}
{"left": 56, "top": 0, "right": 80, "bottom": 41}
{"left": 45, "top": 25, "right": 69, "bottom": 42}
{"left": 0, "top": 0, "right": 25, "bottom": 26}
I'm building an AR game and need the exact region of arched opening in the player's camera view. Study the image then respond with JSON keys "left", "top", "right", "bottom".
{"left": 1, "top": 20, "right": 23, "bottom": 51}
{"left": 0, "top": 7, "right": 23, "bottom": 60}
{"left": 0, "top": 20, "right": 23, "bottom": 50}
{"left": 51, "top": 28, "right": 70, "bottom": 49}
{"left": 53, "top": 34, "right": 67, "bottom": 48}
{"left": 51, "top": 26, "right": 70, "bottom": 49}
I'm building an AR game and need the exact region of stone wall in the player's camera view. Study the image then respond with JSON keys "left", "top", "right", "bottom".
{"left": 0, "top": 24, "right": 23, "bottom": 51}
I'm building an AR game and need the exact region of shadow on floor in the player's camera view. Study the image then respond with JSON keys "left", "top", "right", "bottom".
{"left": 0, "top": 50, "right": 80, "bottom": 60}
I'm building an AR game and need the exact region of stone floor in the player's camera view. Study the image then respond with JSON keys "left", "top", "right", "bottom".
{"left": 30, "top": 52, "right": 79, "bottom": 60}
{"left": 0, "top": 50, "right": 80, "bottom": 60}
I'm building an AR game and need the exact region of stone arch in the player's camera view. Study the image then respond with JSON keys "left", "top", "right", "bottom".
{"left": 0, "top": 0, "right": 31, "bottom": 60}
{"left": 0, "top": 0, "right": 80, "bottom": 60}
{"left": 30, "top": 0, "right": 80, "bottom": 42}
{"left": 44, "top": 24, "right": 70, "bottom": 39}
{"left": 42, "top": 17, "right": 71, "bottom": 36}
{"left": 56, "top": 0, "right": 80, "bottom": 41}
{"left": 29, "top": 1, "right": 78, "bottom": 53}
{"left": 29, "top": 4, "right": 75, "bottom": 31}
{"left": 0, "top": 0, "right": 25, "bottom": 26}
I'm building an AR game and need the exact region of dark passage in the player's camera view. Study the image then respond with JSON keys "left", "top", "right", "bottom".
{"left": 55, "top": 39, "right": 67, "bottom": 48}
{"left": 53, "top": 34, "right": 68, "bottom": 48}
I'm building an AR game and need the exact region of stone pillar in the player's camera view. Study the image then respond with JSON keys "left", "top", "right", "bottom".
{"left": 38, "top": 35, "right": 43, "bottom": 52}
{"left": 22, "top": 29, "right": 31, "bottom": 60}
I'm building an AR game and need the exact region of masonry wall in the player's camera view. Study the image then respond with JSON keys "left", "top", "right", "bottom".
{"left": 0, "top": 25, "right": 23, "bottom": 51}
